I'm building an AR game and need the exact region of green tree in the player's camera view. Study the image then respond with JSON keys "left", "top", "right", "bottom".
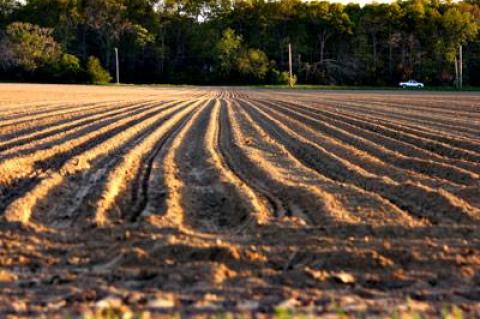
{"left": 236, "top": 48, "right": 270, "bottom": 81}
{"left": 304, "top": 1, "right": 352, "bottom": 63}
{"left": 1, "top": 0, "right": 480, "bottom": 85}
{"left": 18, "top": 0, "right": 82, "bottom": 49}
{"left": 216, "top": 28, "right": 242, "bottom": 76}
{"left": 84, "top": 0, "right": 132, "bottom": 68}
{"left": 87, "top": 56, "right": 112, "bottom": 84}
{"left": 0, "top": 22, "right": 81, "bottom": 82}
{"left": 441, "top": 7, "right": 478, "bottom": 61}
{"left": 2, "top": 22, "right": 62, "bottom": 71}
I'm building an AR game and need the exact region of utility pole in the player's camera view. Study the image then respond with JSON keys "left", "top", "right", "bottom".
{"left": 459, "top": 45, "right": 463, "bottom": 89}
{"left": 288, "top": 43, "right": 293, "bottom": 87}
{"left": 114, "top": 47, "right": 120, "bottom": 85}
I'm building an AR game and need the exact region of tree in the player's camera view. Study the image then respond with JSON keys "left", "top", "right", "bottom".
{"left": 87, "top": 56, "right": 112, "bottom": 84}
{"left": 0, "top": 22, "right": 81, "bottom": 81}
{"left": 441, "top": 7, "right": 478, "bottom": 61}
{"left": 84, "top": 0, "right": 132, "bottom": 68}
{"left": 216, "top": 28, "right": 242, "bottom": 76}
{"left": 304, "top": 1, "right": 351, "bottom": 63}
{"left": 1, "top": 0, "right": 480, "bottom": 85}
{"left": 236, "top": 48, "right": 270, "bottom": 81}
{"left": 358, "top": 4, "right": 389, "bottom": 75}
{"left": 2, "top": 22, "right": 63, "bottom": 71}
{"left": 18, "top": 0, "right": 82, "bottom": 49}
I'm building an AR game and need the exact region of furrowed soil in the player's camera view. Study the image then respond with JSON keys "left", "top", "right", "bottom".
{"left": 0, "top": 84, "right": 479, "bottom": 318}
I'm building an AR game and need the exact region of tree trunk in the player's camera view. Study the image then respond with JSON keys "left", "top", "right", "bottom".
{"left": 388, "top": 38, "right": 393, "bottom": 78}
{"left": 372, "top": 33, "right": 377, "bottom": 72}
{"left": 454, "top": 56, "right": 458, "bottom": 88}
{"left": 81, "top": 25, "right": 87, "bottom": 61}
{"left": 105, "top": 37, "right": 111, "bottom": 69}
{"left": 319, "top": 30, "right": 326, "bottom": 63}
{"left": 459, "top": 45, "right": 463, "bottom": 89}
{"left": 280, "top": 41, "right": 285, "bottom": 70}
{"left": 160, "top": 32, "right": 165, "bottom": 74}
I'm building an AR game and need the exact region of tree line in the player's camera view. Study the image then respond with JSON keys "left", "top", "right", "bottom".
{"left": 1, "top": 0, "right": 479, "bottom": 86}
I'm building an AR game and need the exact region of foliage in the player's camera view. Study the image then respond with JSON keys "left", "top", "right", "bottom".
{"left": 0, "top": 0, "right": 18, "bottom": 27}
{"left": 217, "top": 28, "right": 242, "bottom": 76}
{"left": 1, "top": 0, "right": 480, "bottom": 85}
{"left": 272, "top": 69, "right": 290, "bottom": 85}
{"left": 87, "top": 56, "right": 111, "bottom": 84}
{"left": 0, "top": 21, "right": 82, "bottom": 82}
{"left": 2, "top": 22, "right": 61, "bottom": 71}
{"left": 289, "top": 74, "right": 298, "bottom": 87}
{"left": 236, "top": 48, "right": 270, "bottom": 81}
{"left": 51, "top": 53, "right": 81, "bottom": 81}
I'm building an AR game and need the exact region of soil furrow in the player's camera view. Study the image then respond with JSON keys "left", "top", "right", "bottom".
{"left": 218, "top": 100, "right": 284, "bottom": 221}
{"left": 304, "top": 94, "right": 480, "bottom": 118}
{"left": 1, "top": 86, "right": 479, "bottom": 316}
{"left": 230, "top": 99, "right": 416, "bottom": 225}
{"left": 329, "top": 110, "right": 480, "bottom": 156}
{"left": 317, "top": 99, "right": 480, "bottom": 138}
{"left": 270, "top": 97, "right": 480, "bottom": 161}
{"left": 306, "top": 94, "right": 480, "bottom": 121}
{"left": 0, "top": 100, "right": 182, "bottom": 191}
{"left": 261, "top": 97, "right": 480, "bottom": 174}
{"left": 145, "top": 99, "right": 266, "bottom": 233}
{"left": 322, "top": 96, "right": 480, "bottom": 119}
{"left": 206, "top": 99, "right": 272, "bottom": 227}
{"left": 324, "top": 107, "right": 480, "bottom": 162}
{"left": 270, "top": 96, "right": 480, "bottom": 154}
{"left": 0, "top": 99, "right": 148, "bottom": 132}
{"left": 1, "top": 101, "right": 192, "bottom": 224}
{"left": 0, "top": 99, "right": 157, "bottom": 141}
{"left": 241, "top": 99, "right": 480, "bottom": 224}
{"left": 58, "top": 101, "right": 199, "bottom": 228}
{"left": 0, "top": 100, "right": 107, "bottom": 122}
{"left": 0, "top": 100, "right": 163, "bottom": 155}
{"left": 170, "top": 99, "right": 262, "bottom": 232}
{"left": 255, "top": 90, "right": 480, "bottom": 112}
{"left": 253, "top": 98, "right": 480, "bottom": 186}
{"left": 93, "top": 100, "right": 202, "bottom": 226}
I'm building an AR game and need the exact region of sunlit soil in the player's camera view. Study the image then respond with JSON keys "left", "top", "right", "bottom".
{"left": 0, "top": 84, "right": 479, "bottom": 317}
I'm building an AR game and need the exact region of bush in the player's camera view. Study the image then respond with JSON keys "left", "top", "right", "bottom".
{"left": 49, "top": 53, "right": 81, "bottom": 82}
{"left": 87, "top": 56, "right": 111, "bottom": 84}
{"left": 60, "top": 54, "right": 80, "bottom": 73}
{"left": 272, "top": 69, "right": 297, "bottom": 87}
{"left": 272, "top": 69, "right": 289, "bottom": 85}
{"left": 288, "top": 74, "right": 297, "bottom": 87}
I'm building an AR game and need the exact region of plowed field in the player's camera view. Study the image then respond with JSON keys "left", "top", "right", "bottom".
{"left": 1, "top": 84, "right": 479, "bottom": 317}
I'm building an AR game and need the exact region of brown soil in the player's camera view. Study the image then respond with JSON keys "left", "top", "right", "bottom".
{"left": 0, "top": 84, "right": 479, "bottom": 318}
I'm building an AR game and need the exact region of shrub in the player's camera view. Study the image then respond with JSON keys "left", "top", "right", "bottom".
{"left": 272, "top": 69, "right": 289, "bottom": 85}
{"left": 49, "top": 53, "right": 81, "bottom": 82}
{"left": 87, "top": 56, "right": 111, "bottom": 84}
{"left": 272, "top": 69, "right": 297, "bottom": 87}
{"left": 60, "top": 54, "right": 80, "bottom": 73}
{"left": 288, "top": 74, "right": 297, "bottom": 87}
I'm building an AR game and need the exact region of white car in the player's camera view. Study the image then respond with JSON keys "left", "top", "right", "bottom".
{"left": 399, "top": 80, "right": 424, "bottom": 88}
